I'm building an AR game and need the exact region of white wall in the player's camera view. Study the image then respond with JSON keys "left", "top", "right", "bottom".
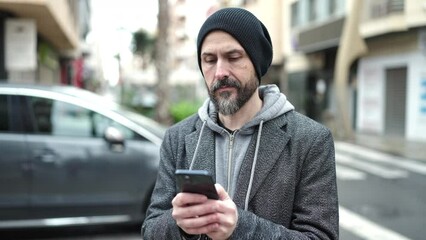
{"left": 357, "top": 51, "right": 426, "bottom": 141}
{"left": 407, "top": 52, "right": 426, "bottom": 141}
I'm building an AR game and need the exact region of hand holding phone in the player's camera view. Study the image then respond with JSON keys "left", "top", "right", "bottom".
{"left": 175, "top": 169, "right": 219, "bottom": 200}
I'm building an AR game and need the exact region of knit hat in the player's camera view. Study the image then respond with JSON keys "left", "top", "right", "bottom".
{"left": 197, "top": 7, "right": 273, "bottom": 82}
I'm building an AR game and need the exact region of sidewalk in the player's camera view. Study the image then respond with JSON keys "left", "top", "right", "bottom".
{"left": 343, "top": 133, "right": 426, "bottom": 161}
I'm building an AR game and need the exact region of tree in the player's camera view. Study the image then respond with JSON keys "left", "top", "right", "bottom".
{"left": 334, "top": 0, "right": 367, "bottom": 140}
{"left": 131, "top": 29, "right": 155, "bottom": 69}
{"left": 155, "top": 0, "right": 172, "bottom": 125}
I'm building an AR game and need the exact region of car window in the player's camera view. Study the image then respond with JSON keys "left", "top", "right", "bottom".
{"left": 30, "top": 97, "right": 53, "bottom": 133}
{"left": 28, "top": 96, "right": 138, "bottom": 140}
{"left": 0, "top": 95, "right": 8, "bottom": 132}
{"left": 0, "top": 94, "right": 26, "bottom": 133}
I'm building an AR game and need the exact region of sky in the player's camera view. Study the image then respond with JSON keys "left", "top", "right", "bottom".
{"left": 87, "top": 0, "right": 217, "bottom": 86}
{"left": 90, "top": 0, "right": 158, "bottom": 34}
{"left": 88, "top": 0, "right": 159, "bottom": 85}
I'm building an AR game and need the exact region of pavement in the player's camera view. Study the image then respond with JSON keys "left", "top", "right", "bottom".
{"left": 342, "top": 133, "right": 426, "bottom": 161}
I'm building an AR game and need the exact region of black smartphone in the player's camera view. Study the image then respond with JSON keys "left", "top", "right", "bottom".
{"left": 175, "top": 169, "right": 219, "bottom": 200}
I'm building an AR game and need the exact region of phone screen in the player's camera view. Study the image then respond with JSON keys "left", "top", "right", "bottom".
{"left": 175, "top": 169, "right": 219, "bottom": 200}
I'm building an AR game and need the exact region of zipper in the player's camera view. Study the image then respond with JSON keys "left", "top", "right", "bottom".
{"left": 226, "top": 132, "right": 235, "bottom": 193}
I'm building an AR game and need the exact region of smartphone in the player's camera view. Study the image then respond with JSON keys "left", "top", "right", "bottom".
{"left": 175, "top": 169, "right": 219, "bottom": 200}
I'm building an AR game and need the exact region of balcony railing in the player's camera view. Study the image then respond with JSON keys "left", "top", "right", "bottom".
{"left": 369, "top": 0, "right": 404, "bottom": 19}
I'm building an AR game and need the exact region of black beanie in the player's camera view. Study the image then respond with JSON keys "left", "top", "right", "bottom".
{"left": 197, "top": 8, "right": 273, "bottom": 82}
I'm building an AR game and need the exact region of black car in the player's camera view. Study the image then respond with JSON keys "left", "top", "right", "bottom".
{"left": 0, "top": 83, "right": 165, "bottom": 229}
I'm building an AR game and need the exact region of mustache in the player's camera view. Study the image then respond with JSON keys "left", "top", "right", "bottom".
{"left": 211, "top": 77, "right": 241, "bottom": 92}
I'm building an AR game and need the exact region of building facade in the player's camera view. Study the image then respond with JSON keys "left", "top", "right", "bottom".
{"left": 0, "top": 0, "right": 91, "bottom": 87}
{"left": 284, "top": 0, "right": 426, "bottom": 142}
{"left": 285, "top": 0, "right": 347, "bottom": 124}
{"left": 357, "top": 0, "right": 426, "bottom": 141}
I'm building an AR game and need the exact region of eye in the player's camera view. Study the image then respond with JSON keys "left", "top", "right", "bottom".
{"left": 229, "top": 56, "right": 240, "bottom": 62}
{"left": 228, "top": 53, "right": 242, "bottom": 62}
{"left": 203, "top": 56, "right": 216, "bottom": 64}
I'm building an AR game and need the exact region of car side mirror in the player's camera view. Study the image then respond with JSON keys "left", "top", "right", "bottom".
{"left": 104, "top": 126, "right": 125, "bottom": 152}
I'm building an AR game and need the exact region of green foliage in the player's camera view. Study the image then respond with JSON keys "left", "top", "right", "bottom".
{"left": 131, "top": 29, "right": 155, "bottom": 57}
{"left": 170, "top": 101, "right": 202, "bottom": 123}
{"left": 131, "top": 106, "right": 156, "bottom": 119}
{"left": 120, "top": 85, "right": 156, "bottom": 119}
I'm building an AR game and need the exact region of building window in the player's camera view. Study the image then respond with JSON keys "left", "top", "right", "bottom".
{"left": 329, "top": 0, "right": 337, "bottom": 15}
{"left": 291, "top": 1, "right": 299, "bottom": 27}
{"left": 308, "top": 0, "right": 317, "bottom": 22}
{"left": 370, "top": 0, "right": 404, "bottom": 19}
{"left": 387, "top": 0, "right": 404, "bottom": 13}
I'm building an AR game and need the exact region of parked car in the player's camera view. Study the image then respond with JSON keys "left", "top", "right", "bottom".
{"left": 0, "top": 83, "right": 165, "bottom": 229}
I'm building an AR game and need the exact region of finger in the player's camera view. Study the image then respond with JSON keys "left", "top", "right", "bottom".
{"left": 205, "top": 214, "right": 237, "bottom": 240}
{"left": 179, "top": 213, "right": 221, "bottom": 235}
{"left": 172, "top": 195, "right": 216, "bottom": 221}
{"left": 180, "top": 200, "right": 221, "bottom": 219}
{"left": 183, "top": 222, "right": 220, "bottom": 236}
{"left": 214, "top": 184, "right": 230, "bottom": 201}
{"left": 172, "top": 192, "right": 208, "bottom": 207}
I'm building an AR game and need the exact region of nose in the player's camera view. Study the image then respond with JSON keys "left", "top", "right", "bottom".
{"left": 214, "top": 59, "right": 230, "bottom": 80}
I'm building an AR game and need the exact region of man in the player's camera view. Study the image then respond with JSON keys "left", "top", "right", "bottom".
{"left": 142, "top": 7, "right": 338, "bottom": 240}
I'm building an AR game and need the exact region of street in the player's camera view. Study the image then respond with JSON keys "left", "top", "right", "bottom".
{"left": 1, "top": 141, "right": 425, "bottom": 240}
{"left": 336, "top": 142, "right": 426, "bottom": 240}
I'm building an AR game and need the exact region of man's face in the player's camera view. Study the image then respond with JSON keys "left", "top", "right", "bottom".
{"left": 200, "top": 31, "right": 258, "bottom": 116}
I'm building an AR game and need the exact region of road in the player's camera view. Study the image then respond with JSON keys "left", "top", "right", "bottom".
{"left": 1, "top": 141, "right": 425, "bottom": 240}
{"left": 336, "top": 142, "right": 426, "bottom": 240}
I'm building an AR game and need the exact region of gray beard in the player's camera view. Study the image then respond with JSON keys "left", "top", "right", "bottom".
{"left": 209, "top": 77, "right": 258, "bottom": 116}
{"left": 215, "top": 91, "right": 240, "bottom": 116}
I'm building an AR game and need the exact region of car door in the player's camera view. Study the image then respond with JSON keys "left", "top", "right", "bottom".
{"left": 22, "top": 95, "right": 154, "bottom": 221}
{"left": 0, "top": 94, "right": 32, "bottom": 222}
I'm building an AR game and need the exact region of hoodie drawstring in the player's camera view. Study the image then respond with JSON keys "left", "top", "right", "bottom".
{"left": 244, "top": 120, "right": 263, "bottom": 211}
{"left": 189, "top": 120, "right": 207, "bottom": 170}
{"left": 189, "top": 119, "right": 263, "bottom": 211}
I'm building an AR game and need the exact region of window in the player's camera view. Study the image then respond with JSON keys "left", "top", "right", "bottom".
{"left": 50, "top": 100, "right": 92, "bottom": 137}
{"left": 370, "top": 0, "right": 404, "bottom": 19}
{"left": 31, "top": 98, "right": 54, "bottom": 134}
{"left": 28, "top": 96, "right": 136, "bottom": 139}
{"left": 308, "top": 0, "right": 317, "bottom": 22}
{"left": 91, "top": 111, "right": 136, "bottom": 140}
{"left": 329, "top": 0, "right": 337, "bottom": 15}
{"left": 291, "top": 1, "right": 299, "bottom": 27}
{"left": 0, "top": 95, "right": 9, "bottom": 132}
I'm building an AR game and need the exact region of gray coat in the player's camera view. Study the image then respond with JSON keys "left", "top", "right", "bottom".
{"left": 142, "top": 110, "right": 339, "bottom": 239}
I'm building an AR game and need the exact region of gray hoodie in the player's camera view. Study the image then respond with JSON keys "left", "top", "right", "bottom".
{"left": 196, "top": 84, "right": 294, "bottom": 200}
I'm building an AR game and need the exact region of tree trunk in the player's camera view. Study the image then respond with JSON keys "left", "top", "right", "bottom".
{"left": 334, "top": 0, "right": 367, "bottom": 140}
{"left": 155, "top": 0, "right": 172, "bottom": 125}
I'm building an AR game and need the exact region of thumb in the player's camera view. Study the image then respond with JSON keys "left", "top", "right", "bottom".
{"left": 215, "top": 183, "right": 230, "bottom": 201}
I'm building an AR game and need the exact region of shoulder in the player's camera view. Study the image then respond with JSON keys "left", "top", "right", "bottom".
{"left": 165, "top": 113, "right": 200, "bottom": 137}
{"left": 283, "top": 110, "right": 332, "bottom": 141}
{"left": 289, "top": 111, "right": 328, "bottom": 130}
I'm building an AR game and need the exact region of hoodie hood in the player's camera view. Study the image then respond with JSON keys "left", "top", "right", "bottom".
{"left": 198, "top": 84, "right": 294, "bottom": 132}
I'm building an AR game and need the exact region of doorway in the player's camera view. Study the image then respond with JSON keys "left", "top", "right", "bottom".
{"left": 384, "top": 67, "right": 407, "bottom": 136}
